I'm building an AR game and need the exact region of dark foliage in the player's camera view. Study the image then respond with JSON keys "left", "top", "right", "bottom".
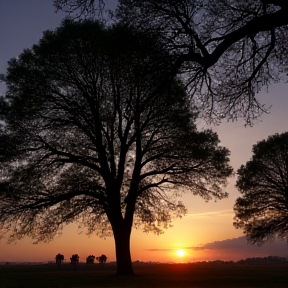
{"left": 116, "top": 0, "right": 288, "bottom": 123}
{"left": 234, "top": 132, "right": 288, "bottom": 243}
{"left": 0, "top": 20, "right": 232, "bottom": 275}
{"left": 54, "top": 0, "right": 288, "bottom": 124}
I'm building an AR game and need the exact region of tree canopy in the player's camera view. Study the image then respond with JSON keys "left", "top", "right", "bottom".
{"left": 117, "top": 0, "right": 288, "bottom": 123}
{"left": 54, "top": 0, "right": 288, "bottom": 124}
{"left": 234, "top": 132, "right": 288, "bottom": 243}
{"left": 0, "top": 20, "right": 232, "bottom": 275}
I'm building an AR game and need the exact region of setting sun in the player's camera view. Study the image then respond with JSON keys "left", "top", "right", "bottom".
{"left": 176, "top": 249, "right": 185, "bottom": 257}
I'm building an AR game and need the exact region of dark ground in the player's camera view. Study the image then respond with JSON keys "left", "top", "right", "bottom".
{"left": 1, "top": 262, "right": 288, "bottom": 288}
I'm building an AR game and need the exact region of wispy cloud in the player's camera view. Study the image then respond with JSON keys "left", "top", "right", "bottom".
{"left": 184, "top": 209, "right": 234, "bottom": 219}
{"left": 144, "top": 236, "right": 287, "bottom": 258}
{"left": 145, "top": 248, "right": 175, "bottom": 252}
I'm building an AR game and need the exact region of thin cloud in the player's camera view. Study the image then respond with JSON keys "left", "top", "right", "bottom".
{"left": 144, "top": 237, "right": 288, "bottom": 257}
{"left": 145, "top": 248, "right": 175, "bottom": 252}
{"left": 184, "top": 209, "right": 234, "bottom": 219}
{"left": 189, "top": 237, "right": 288, "bottom": 254}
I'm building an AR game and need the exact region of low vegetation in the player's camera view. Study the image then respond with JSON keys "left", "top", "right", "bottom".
{"left": 1, "top": 262, "right": 288, "bottom": 288}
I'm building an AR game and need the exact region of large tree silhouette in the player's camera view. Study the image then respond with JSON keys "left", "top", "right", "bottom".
{"left": 234, "top": 132, "right": 288, "bottom": 243}
{"left": 54, "top": 0, "right": 288, "bottom": 123}
{"left": 0, "top": 20, "right": 232, "bottom": 275}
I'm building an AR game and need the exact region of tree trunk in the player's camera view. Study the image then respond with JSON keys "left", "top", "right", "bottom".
{"left": 112, "top": 223, "right": 134, "bottom": 276}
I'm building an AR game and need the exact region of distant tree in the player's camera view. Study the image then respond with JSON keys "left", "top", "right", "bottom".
{"left": 55, "top": 253, "right": 64, "bottom": 266}
{"left": 54, "top": 0, "right": 288, "bottom": 123}
{"left": 96, "top": 254, "right": 107, "bottom": 265}
{"left": 0, "top": 20, "right": 232, "bottom": 275}
{"left": 234, "top": 132, "right": 288, "bottom": 243}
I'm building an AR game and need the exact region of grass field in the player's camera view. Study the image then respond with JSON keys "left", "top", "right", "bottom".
{"left": 1, "top": 262, "right": 288, "bottom": 288}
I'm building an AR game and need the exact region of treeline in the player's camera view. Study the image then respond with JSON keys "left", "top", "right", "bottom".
{"left": 237, "top": 256, "right": 288, "bottom": 264}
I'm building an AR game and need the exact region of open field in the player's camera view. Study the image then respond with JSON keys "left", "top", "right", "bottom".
{"left": 1, "top": 262, "right": 288, "bottom": 288}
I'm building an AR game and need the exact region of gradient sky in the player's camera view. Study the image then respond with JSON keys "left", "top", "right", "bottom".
{"left": 1, "top": 0, "right": 288, "bottom": 263}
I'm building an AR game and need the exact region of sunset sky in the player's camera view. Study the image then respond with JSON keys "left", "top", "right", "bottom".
{"left": 1, "top": 0, "right": 288, "bottom": 263}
